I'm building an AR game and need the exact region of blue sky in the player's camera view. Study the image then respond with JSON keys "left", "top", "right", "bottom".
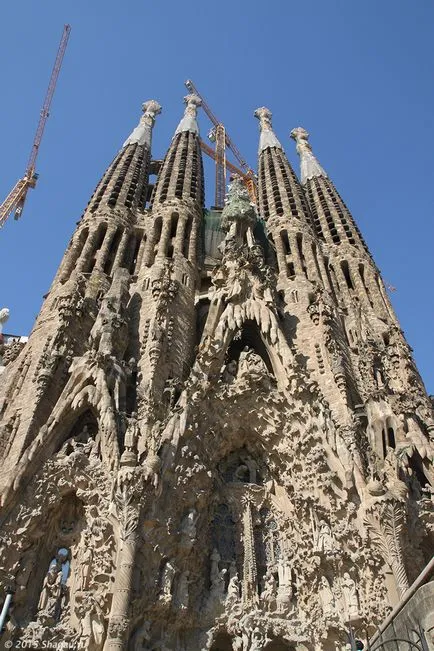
{"left": 0, "top": 1, "right": 433, "bottom": 392}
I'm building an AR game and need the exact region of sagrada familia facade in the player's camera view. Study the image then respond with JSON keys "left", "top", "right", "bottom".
{"left": 0, "top": 94, "right": 433, "bottom": 651}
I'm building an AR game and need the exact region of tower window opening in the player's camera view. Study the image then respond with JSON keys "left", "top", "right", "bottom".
{"left": 183, "top": 217, "right": 192, "bottom": 258}
{"left": 288, "top": 262, "right": 295, "bottom": 278}
{"left": 170, "top": 212, "right": 179, "bottom": 239}
{"left": 387, "top": 427, "right": 396, "bottom": 449}
{"left": 167, "top": 244, "right": 174, "bottom": 259}
{"left": 341, "top": 260, "right": 354, "bottom": 290}
{"left": 281, "top": 230, "right": 291, "bottom": 255}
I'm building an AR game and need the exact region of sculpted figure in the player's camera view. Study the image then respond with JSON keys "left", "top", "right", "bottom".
{"left": 160, "top": 560, "right": 176, "bottom": 603}
{"left": 221, "top": 359, "right": 238, "bottom": 384}
{"left": 124, "top": 412, "right": 139, "bottom": 453}
{"left": 238, "top": 346, "right": 268, "bottom": 379}
{"left": 261, "top": 568, "right": 277, "bottom": 606}
{"left": 38, "top": 566, "right": 63, "bottom": 619}
{"left": 180, "top": 508, "right": 198, "bottom": 549}
{"left": 226, "top": 569, "right": 240, "bottom": 605}
{"left": 0, "top": 307, "right": 10, "bottom": 335}
{"left": 341, "top": 572, "right": 359, "bottom": 620}
{"left": 316, "top": 520, "right": 335, "bottom": 554}
{"left": 319, "top": 576, "right": 335, "bottom": 618}
{"left": 276, "top": 559, "right": 293, "bottom": 613}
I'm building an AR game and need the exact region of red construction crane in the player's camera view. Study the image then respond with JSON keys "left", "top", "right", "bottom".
{"left": 0, "top": 24, "right": 71, "bottom": 228}
{"left": 184, "top": 79, "right": 257, "bottom": 209}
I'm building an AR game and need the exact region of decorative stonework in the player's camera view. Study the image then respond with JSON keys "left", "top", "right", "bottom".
{"left": 0, "top": 96, "right": 432, "bottom": 651}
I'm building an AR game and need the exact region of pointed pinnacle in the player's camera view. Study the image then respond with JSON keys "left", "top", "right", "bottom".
{"left": 254, "top": 106, "right": 282, "bottom": 153}
{"left": 174, "top": 94, "right": 202, "bottom": 136}
{"left": 290, "top": 127, "right": 327, "bottom": 184}
{"left": 122, "top": 100, "right": 161, "bottom": 148}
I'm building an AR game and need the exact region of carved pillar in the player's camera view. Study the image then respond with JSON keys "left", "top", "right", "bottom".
{"left": 174, "top": 216, "right": 187, "bottom": 254}
{"left": 76, "top": 230, "right": 97, "bottom": 273}
{"left": 112, "top": 230, "right": 130, "bottom": 270}
{"left": 158, "top": 217, "right": 172, "bottom": 257}
{"left": 188, "top": 222, "right": 199, "bottom": 265}
{"left": 317, "top": 254, "right": 332, "bottom": 293}
{"left": 289, "top": 233, "right": 303, "bottom": 276}
{"left": 303, "top": 239, "right": 320, "bottom": 283}
{"left": 274, "top": 232, "right": 287, "bottom": 275}
{"left": 94, "top": 227, "right": 117, "bottom": 271}
{"left": 104, "top": 472, "right": 144, "bottom": 651}
{"left": 242, "top": 499, "right": 258, "bottom": 606}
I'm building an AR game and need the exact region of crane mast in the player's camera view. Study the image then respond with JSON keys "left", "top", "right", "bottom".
{"left": 185, "top": 79, "right": 257, "bottom": 208}
{"left": 0, "top": 24, "right": 71, "bottom": 228}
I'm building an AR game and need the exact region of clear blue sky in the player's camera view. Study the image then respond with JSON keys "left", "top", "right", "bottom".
{"left": 0, "top": 1, "right": 433, "bottom": 392}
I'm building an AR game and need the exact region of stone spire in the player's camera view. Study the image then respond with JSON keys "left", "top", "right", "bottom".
{"left": 151, "top": 95, "right": 204, "bottom": 207}
{"left": 255, "top": 106, "right": 322, "bottom": 284}
{"left": 123, "top": 99, "right": 162, "bottom": 148}
{"left": 291, "top": 126, "right": 397, "bottom": 324}
{"left": 174, "top": 94, "right": 201, "bottom": 136}
{"left": 254, "top": 107, "right": 282, "bottom": 153}
{"left": 87, "top": 100, "right": 161, "bottom": 214}
{"left": 290, "top": 127, "right": 327, "bottom": 185}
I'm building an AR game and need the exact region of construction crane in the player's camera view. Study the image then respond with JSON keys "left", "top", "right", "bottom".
{"left": 0, "top": 24, "right": 71, "bottom": 229}
{"left": 185, "top": 79, "right": 257, "bottom": 209}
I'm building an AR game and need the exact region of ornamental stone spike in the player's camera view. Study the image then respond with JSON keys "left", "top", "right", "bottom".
{"left": 254, "top": 106, "right": 283, "bottom": 153}
{"left": 122, "top": 99, "right": 162, "bottom": 148}
{"left": 174, "top": 93, "right": 202, "bottom": 136}
{"left": 290, "top": 126, "right": 328, "bottom": 185}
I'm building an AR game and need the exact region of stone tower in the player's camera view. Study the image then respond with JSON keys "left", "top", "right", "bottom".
{"left": 0, "top": 96, "right": 433, "bottom": 651}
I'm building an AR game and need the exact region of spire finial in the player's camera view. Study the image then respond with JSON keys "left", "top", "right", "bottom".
{"left": 142, "top": 99, "right": 162, "bottom": 124}
{"left": 122, "top": 99, "right": 162, "bottom": 148}
{"left": 290, "top": 127, "right": 327, "bottom": 184}
{"left": 174, "top": 94, "right": 202, "bottom": 136}
{"left": 254, "top": 106, "right": 282, "bottom": 153}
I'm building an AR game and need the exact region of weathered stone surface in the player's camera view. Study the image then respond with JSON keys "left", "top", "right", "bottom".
{"left": 0, "top": 98, "right": 432, "bottom": 651}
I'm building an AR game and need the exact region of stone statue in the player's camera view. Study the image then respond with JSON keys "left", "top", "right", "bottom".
{"left": 319, "top": 576, "right": 335, "bottom": 618}
{"left": 124, "top": 412, "right": 139, "bottom": 453}
{"left": 221, "top": 359, "right": 238, "bottom": 384}
{"left": 341, "top": 572, "right": 360, "bottom": 620}
{"left": 0, "top": 307, "right": 10, "bottom": 335}
{"left": 37, "top": 566, "right": 63, "bottom": 620}
{"left": 180, "top": 508, "right": 198, "bottom": 550}
{"left": 226, "top": 569, "right": 240, "bottom": 605}
{"left": 160, "top": 560, "right": 176, "bottom": 603}
{"left": 238, "top": 347, "right": 268, "bottom": 380}
{"left": 316, "top": 520, "right": 335, "bottom": 554}
{"left": 261, "top": 568, "right": 277, "bottom": 606}
{"left": 276, "top": 559, "right": 293, "bottom": 613}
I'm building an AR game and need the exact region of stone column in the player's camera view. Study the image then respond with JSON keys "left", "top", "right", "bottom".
{"left": 274, "top": 231, "right": 287, "bottom": 276}
{"left": 289, "top": 233, "right": 303, "bottom": 276}
{"left": 158, "top": 216, "right": 172, "bottom": 257}
{"left": 242, "top": 499, "right": 258, "bottom": 606}
{"left": 112, "top": 230, "right": 130, "bottom": 271}
{"left": 76, "top": 227, "right": 100, "bottom": 273}
{"left": 188, "top": 221, "right": 199, "bottom": 265}
{"left": 303, "top": 239, "right": 320, "bottom": 283}
{"left": 104, "top": 472, "right": 144, "bottom": 651}
{"left": 174, "top": 216, "right": 187, "bottom": 255}
{"left": 94, "top": 227, "right": 117, "bottom": 271}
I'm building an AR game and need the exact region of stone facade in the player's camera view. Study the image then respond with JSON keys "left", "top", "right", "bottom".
{"left": 0, "top": 96, "right": 433, "bottom": 651}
